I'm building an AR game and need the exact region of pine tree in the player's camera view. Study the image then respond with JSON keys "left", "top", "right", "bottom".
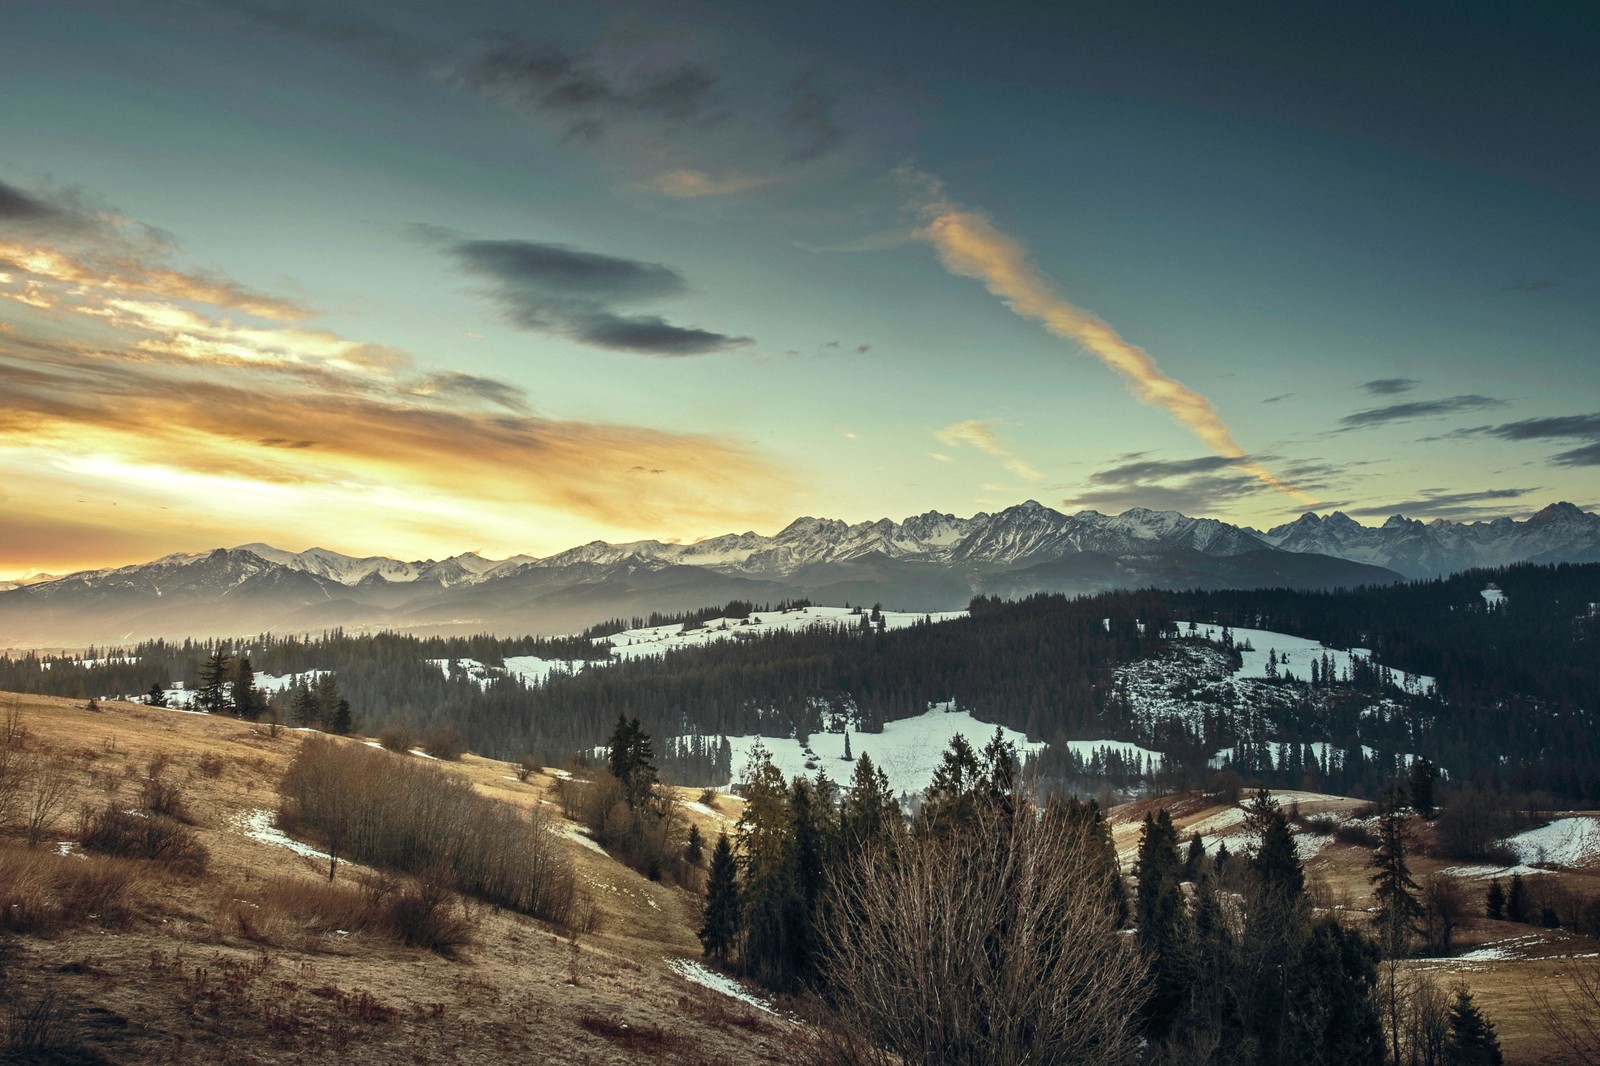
{"left": 1241, "top": 788, "right": 1310, "bottom": 1063}
{"left": 146, "top": 683, "right": 166, "bottom": 707}
{"left": 291, "top": 682, "right": 320, "bottom": 728}
{"left": 1185, "top": 831, "right": 1206, "bottom": 880}
{"left": 842, "top": 729, "right": 852, "bottom": 762}
{"left": 840, "top": 753, "right": 898, "bottom": 856}
{"left": 1446, "top": 986, "right": 1503, "bottom": 1065}
{"left": 1485, "top": 879, "right": 1505, "bottom": 920}
{"left": 737, "top": 754, "right": 800, "bottom": 990}
{"left": 195, "top": 650, "right": 231, "bottom": 715}
{"left": 699, "top": 832, "right": 739, "bottom": 964}
{"left": 1136, "top": 808, "right": 1189, "bottom": 1038}
{"left": 1506, "top": 873, "right": 1529, "bottom": 923}
{"left": 684, "top": 823, "right": 704, "bottom": 867}
{"left": 1410, "top": 757, "right": 1438, "bottom": 819}
{"left": 314, "top": 673, "right": 341, "bottom": 730}
{"left": 331, "top": 698, "right": 353, "bottom": 735}
{"left": 1370, "top": 795, "right": 1423, "bottom": 957}
{"left": 231, "top": 657, "right": 262, "bottom": 721}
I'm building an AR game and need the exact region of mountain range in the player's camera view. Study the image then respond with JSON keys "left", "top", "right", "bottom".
{"left": 2, "top": 501, "right": 1595, "bottom": 647}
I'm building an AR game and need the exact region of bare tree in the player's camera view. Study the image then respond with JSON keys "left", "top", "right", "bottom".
{"left": 1533, "top": 955, "right": 1600, "bottom": 1065}
{"left": 0, "top": 699, "right": 26, "bottom": 829}
{"left": 24, "top": 759, "right": 73, "bottom": 847}
{"left": 1421, "top": 871, "right": 1470, "bottom": 955}
{"left": 821, "top": 799, "right": 1147, "bottom": 1066}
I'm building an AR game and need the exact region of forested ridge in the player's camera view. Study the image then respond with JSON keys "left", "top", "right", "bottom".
{"left": 3, "top": 564, "right": 1596, "bottom": 800}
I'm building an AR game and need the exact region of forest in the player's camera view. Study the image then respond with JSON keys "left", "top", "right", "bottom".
{"left": 2, "top": 562, "right": 1596, "bottom": 802}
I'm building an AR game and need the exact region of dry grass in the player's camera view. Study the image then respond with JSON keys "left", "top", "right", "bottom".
{"left": 0, "top": 690, "right": 799, "bottom": 1065}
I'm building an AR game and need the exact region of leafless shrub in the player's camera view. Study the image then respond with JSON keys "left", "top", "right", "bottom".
{"left": 514, "top": 756, "right": 540, "bottom": 783}
{"left": 80, "top": 805, "right": 209, "bottom": 875}
{"left": 196, "top": 752, "right": 226, "bottom": 779}
{"left": 24, "top": 759, "right": 73, "bottom": 847}
{"left": 1420, "top": 872, "right": 1470, "bottom": 955}
{"left": 417, "top": 724, "right": 466, "bottom": 761}
{"left": 0, "top": 699, "right": 27, "bottom": 829}
{"left": 139, "top": 755, "right": 190, "bottom": 822}
{"left": 822, "top": 799, "right": 1147, "bottom": 1066}
{"left": 1334, "top": 821, "right": 1379, "bottom": 847}
{"left": 376, "top": 725, "right": 413, "bottom": 753}
{"left": 1301, "top": 813, "right": 1338, "bottom": 836}
{"left": 279, "top": 737, "right": 576, "bottom": 924}
{"left": 1534, "top": 955, "right": 1600, "bottom": 1064}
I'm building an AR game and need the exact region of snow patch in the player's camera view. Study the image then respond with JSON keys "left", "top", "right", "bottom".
{"left": 666, "top": 958, "right": 777, "bottom": 1014}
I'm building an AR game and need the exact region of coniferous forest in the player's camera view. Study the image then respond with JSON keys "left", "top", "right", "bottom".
{"left": 3, "top": 562, "right": 1596, "bottom": 802}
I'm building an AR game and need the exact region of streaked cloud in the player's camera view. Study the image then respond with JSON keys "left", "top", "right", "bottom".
{"left": 934, "top": 420, "right": 1043, "bottom": 481}
{"left": 1343, "top": 488, "right": 1537, "bottom": 519}
{"left": 1453, "top": 412, "right": 1600, "bottom": 467}
{"left": 1361, "top": 378, "right": 1419, "bottom": 396}
{"left": 647, "top": 168, "right": 774, "bottom": 199}
{"left": 1338, "top": 394, "right": 1505, "bottom": 429}
{"left": 441, "top": 235, "right": 751, "bottom": 355}
{"left": 906, "top": 169, "right": 1310, "bottom": 504}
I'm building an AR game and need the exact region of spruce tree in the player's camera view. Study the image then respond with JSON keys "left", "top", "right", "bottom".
{"left": 195, "top": 650, "right": 231, "bottom": 715}
{"left": 684, "top": 823, "right": 704, "bottom": 867}
{"left": 1136, "top": 808, "right": 1188, "bottom": 1038}
{"left": 1370, "top": 795, "right": 1422, "bottom": 958}
{"left": 736, "top": 752, "right": 800, "bottom": 990}
{"left": 699, "top": 832, "right": 739, "bottom": 964}
{"left": 1485, "top": 879, "right": 1505, "bottom": 920}
{"left": 1506, "top": 873, "right": 1529, "bottom": 923}
{"left": 331, "top": 698, "right": 353, "bottom": 735}
{"left": 1409, "top": 757, "right": 1438, "bottom": 819}
{"left": 1241, "top": 788, "right": 1310, "bottom": 1063}
{"left": 1445, "top": 986, "right": 1503, "bottom": 1065}
{"left": 231, "top": 657, "right": 262, "bottom": 721}
{"left": 1185, "top": 831, "right": 1206, "bottom": 880}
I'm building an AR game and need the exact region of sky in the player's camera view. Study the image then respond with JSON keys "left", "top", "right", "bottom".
{"left": 2, "top": 0, "right": 1598, "bottom": 578}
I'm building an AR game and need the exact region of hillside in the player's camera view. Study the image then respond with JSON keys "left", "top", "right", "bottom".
{"left": 0, "top": 692, "right": 803, "bottom": 1064}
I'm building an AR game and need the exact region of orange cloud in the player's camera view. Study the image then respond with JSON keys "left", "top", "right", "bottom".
{"left": 908, "top": 173, "right": 1310, "bottom": 503}
{"left": 934, "top": 419, "right": 1044, "bottom": 481}
{"left": 647, "top": 168, "right": 774, "bottom": 198}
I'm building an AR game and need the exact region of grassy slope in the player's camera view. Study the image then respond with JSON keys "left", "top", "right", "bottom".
{"left": 0, "top": 691, "right": 793, "bottom": 1065}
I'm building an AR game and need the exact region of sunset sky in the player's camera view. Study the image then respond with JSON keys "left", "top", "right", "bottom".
{"left": 3, "top": 0, "right": 1598, "bottom": 578}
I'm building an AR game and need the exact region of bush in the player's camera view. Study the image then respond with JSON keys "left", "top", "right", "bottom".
{"left": 278, "top": 737, "right": 576, "bottom": 925}
{"left": 79, "top": 805, "right": 208, "bottom": 875}
{"left": 139, "top": 755, "right": 190, "bottom": 822}
{"left": 417, "top": 723, "right": 466, "bottom": 761}
{"left": 1334, "top": 822, "right": 1379, "bottom": 847}
{"left": 376, "top": 725, "right": 413, "bottom": 753}
{"left": 196, "top": 752, "right": 226, "bottom": 779}
{"left": 1302, "top": 814, "right": 1338, "bottom": 836}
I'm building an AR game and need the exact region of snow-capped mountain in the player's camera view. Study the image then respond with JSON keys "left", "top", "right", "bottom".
{"left": 2, "top": 501, "right": 1594, "bottom": 645}
{"left": 1257, "top": 501, "right": 1600, "bottom": 578}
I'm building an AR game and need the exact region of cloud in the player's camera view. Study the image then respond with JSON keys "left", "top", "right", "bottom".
{"left": 453, "top": 39, "right": 719, "bottom": 142}
{"left": 1505, "top": 278, "right": 1557, "bottom": 293}
{"left": 1089, "top": 455, "right": 1249, "bottom": 484}
{"left": 1457, "top": 412, "right": 1600, "bottom": 467}
{"left": 1342, "top": 488, "right": 1536, "bottom": 519}
{"left": 1338, "top": 394, "right": 1506, "bottom": 429}
{"left": 646, "top": 168, "right": 773, "bottom": 199}
{"left": 1362, "top": 378, "right": 1419, "bottom": 396}
{"left": 441, "top": 236, "right": 750, "bottom": 356}
{"left": 410, "top": 370, "right": 530, "bottom": 413}
{"left": 904, "top": 169, "right": 1309, "bottom": 504}
{"left": 0, "top": 200, "right": 799, "bottom": 573}
{"left": 0, "top": 179, "right": 63, "bottom": 222}
{"left": 784, "top": 70, "right": 844, "bottom": 163}
{"left": 933, "top": 420, "right": 1043, "bottom": 481}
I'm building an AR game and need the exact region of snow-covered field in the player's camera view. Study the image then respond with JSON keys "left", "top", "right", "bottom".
{"left": 1180, "top": 623, "right": 1435, "bottom": 694}
{"left": 713, "top": 703, "right": 1151, "bottom": 797}
{"left": 1508, "top": 816, "right": 1600, "bottom": 868}
{"left": 157, "top": 670, "right": 328, "bottom": 708}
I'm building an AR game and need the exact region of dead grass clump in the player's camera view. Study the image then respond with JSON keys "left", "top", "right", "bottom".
{"left": 1302, "top": 813, "right": 1339, "bottom": 836}
{"left": 79, "top": 805, "right": 208, "bottom": 875}
{"left": 241, "top": 870, "right": 473, "bottom": 955}
{"left": 0, "top": 845, "right": 142, "bottom": 934}
{"left": 196, "top": 752, "right": 226, "bottom": 779}
{"left": 577, "top": 1014, "right": 680, "bottom": 1052}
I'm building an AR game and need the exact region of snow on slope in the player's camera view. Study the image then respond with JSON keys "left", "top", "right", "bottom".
{"left": 1183, "top": 622, "right": 1435, "bottom": 693}
{"left": 1508, "top": 816, "right": 1600, "bottom": 868}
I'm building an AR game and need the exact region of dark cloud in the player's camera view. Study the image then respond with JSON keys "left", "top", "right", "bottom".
{"left": 1261, "top": 392, "right": 1294, "bottom": 404}
{"left": 453, "top": 239, "right": 685, "bottom": 301}
{"left": 454, "top": 40, "right": 719, "bottom": 141}
{"left": 414, "top": 370, "right": 531, "bottom": 413}
{"left": 855, "top": 344, "right": 871, "bottom": 354}
{"left": 1361, "top": 377, "right": 1419, "bottom": 396}
{"left": 0, "top": 180, "right": 62, "bottom": 222}
{"left": 258, "top": 438, "right": 317, "bottom": 449}
{"left": 1453, "top": 412, "right": 1600, "bottom": 467}
{"left": 1343, "top": 488, "right": 1535, "bottom": 519}
{"left": 1338, "top": 394, "right": 1504, "bottom": 429}
{"left": 1063, "top": 474, "right": 1268, "bottom": 517}
{"left": 1089, "top": 454, "right": 1248, "bottom": 485}
{"left": 441, "top": 237, "right": 749, "bottom": 356}
{"left": 784, "top": 70, "right": 844, "bottom": 162}
{"left": 570, "top": 313, "right": 748, "bottom": 356}
{"left": 1505, "top": 278, "right": 1558, "bottom": 293}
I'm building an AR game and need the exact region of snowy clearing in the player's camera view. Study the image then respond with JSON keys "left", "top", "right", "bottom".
{"left": 666, "top": 958, "right": 777, "bottom": 1014}
{"left": 720, "top": 704, "right": 1043, "bottom": 797}
{"left": 234, "top": 808, "right": 330, "bottom": 862}
{"left": 1507, "top": 816, "right": 1600, "bottom": 868}
{"left": 1179, "top": 622, "right": 1435, "bottom": 694}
